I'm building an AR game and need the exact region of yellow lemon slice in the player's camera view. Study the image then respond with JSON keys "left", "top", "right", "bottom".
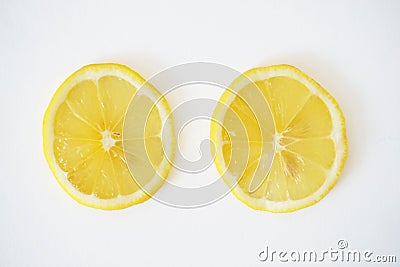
{"left": 43, "top": 64, "right": 175, "bottom": 210}
{"left": 211, "top": 65, "right": 347, "bottom": 212}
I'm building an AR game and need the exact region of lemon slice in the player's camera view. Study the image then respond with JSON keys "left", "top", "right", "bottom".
{"left": 43, "top": 64, "right": 175, "bottom": 210}
{"left": 211, "top": 65, "right": 347, "bottom": 212}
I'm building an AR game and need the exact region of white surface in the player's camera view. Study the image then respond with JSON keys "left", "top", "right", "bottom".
{"left": 1, "top": 0, "right": 399, "bottom": 266}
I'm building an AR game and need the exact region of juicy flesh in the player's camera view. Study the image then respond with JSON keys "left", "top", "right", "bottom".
{"left": 221, "top": 76, "right": 335, "bottom": 201}
{"left": 53, "top": 76, "right": 163, "bottom": 199}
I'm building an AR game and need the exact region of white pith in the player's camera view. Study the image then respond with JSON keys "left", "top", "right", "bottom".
{"left": 101, "top": 130, "right": 117, "bottom": 152}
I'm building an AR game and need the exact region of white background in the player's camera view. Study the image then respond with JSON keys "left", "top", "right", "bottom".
{"left": 1, "top": 0, "right": 399, "bottom": 266}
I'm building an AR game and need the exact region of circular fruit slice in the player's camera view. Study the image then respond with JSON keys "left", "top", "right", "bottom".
{"left": 43, "top": 64, "right": 175, "bottom": 210}
{"left": 211, "top": 65, "right": 347, "bottom": 212}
